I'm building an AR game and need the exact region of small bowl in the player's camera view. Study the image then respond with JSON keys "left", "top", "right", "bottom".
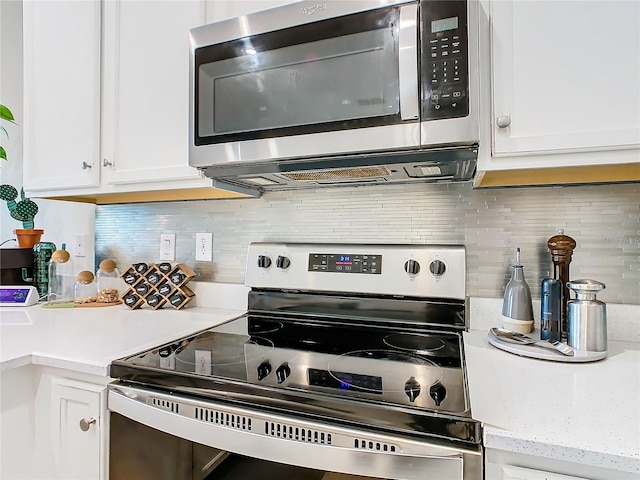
{"left": 501, "top": 315, "right": 534, "bottom": 334}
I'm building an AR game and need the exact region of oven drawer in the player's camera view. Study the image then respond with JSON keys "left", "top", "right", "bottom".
{"left": 108, "top": 383, "right": 481, "bottom": 480}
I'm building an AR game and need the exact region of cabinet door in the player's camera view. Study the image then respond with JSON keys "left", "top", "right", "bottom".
{"left": 491, "top": 1, "right": 640, "bottom": 156}
{"left": 101, "top": 1, "right": 210, "bottom": 186}
{"left": 499, "top": 465, "right": 590, "bottom": 480}
{"left": 50, "top": 378, "right": 106, "bottom": 480}
{"left": 23, "top": 0, "right": 101, "bottom": 191}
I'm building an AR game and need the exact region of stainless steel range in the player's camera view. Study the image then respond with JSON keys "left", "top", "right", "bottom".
{"left": 108, "top": 243, "right": 481, "bottom": 480}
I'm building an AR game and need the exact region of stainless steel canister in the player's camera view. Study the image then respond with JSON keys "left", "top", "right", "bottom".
{"left": 566, "top": 279, "right": 607, "bottom": 352}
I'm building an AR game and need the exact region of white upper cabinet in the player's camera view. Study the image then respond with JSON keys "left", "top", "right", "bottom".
{"left": 476, "top": 0, "right": 640, "bottom": 185}
{"left": 23, "top": 0, "right": 246, "bottom": 202}
{"left": 490, "top": 0, "right": 640, "bottom": 157}
{"left": 23, "top": 0, "right": 102, "bottom": 190}
{"left": 101, "top": 1, "right": 207, "bottom": 186}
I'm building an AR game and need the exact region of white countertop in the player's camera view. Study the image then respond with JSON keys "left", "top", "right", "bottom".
{"left": 0, "top": 303, "right": 245, "bottom": 377}
{"left": 2, "top": 286, "right": 638, "bottom": 474}
{"left": 463, "top": 329, "right": 640, "bottom": 474}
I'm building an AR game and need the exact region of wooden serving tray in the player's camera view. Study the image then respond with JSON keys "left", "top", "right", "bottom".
{"left": 75, "top": 301, "right": 122, "bottom": 308}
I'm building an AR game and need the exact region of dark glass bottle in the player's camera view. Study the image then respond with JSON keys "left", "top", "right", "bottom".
{"left": 547, "top": 229, "right": 577, "bottom": 339}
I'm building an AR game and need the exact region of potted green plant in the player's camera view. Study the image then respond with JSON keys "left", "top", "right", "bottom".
{"left": 0, "top": 184, "right": 41, "bottom": 247}
{"left": 0, "top": 104, "right": 43, "bottom": 247}
{"left": 0, "top": 104, "right": 16, "bottom": 161}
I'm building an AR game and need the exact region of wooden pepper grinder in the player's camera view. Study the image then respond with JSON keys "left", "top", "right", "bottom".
{"left": 547, "top": 229, "right": 576, "bottom": 339}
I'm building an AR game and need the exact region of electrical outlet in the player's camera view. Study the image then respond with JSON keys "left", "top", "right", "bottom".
{"left": 195, "top": 232, "right": 213, "bottom": 262}
{"left": 74, "top": 234, "right": 87, "bottom": 257}
{"left": 194, "top": 350, "right": 211, "bottom": 374}
{"left": 160, "top": 233, "right": 176, "bottom": 261}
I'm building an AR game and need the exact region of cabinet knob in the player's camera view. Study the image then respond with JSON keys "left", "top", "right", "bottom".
{"left": 496, "top": 115, "right": 511, "bottom": 128}
{"left": 81, "top": 161, "right": 92, "bottom": 170}
{"left": 79, "top": 417, "right": 96, "bottom": 432}
{"left": 102, "top": 158, "right": 113, "bottom": 167}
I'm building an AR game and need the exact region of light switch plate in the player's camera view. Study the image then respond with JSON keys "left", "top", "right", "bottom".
{"left": 160, "top": 233, "right": 176, "bottom": 261}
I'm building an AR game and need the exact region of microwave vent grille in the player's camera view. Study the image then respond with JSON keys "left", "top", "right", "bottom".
{"left": 282, "top": 166, "right": 391, "bottom": 182}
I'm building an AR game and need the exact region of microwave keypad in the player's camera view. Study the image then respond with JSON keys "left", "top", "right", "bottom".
{"left": 427, "top": 34, "right": 467, "bottom": 116}
{"left": 422, "top": 1, "right": 470, "bottom": 120}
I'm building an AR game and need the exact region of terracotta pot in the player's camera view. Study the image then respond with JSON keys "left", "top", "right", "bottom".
{"left": 14, "top": 229, "right": 44, "bottom": 248}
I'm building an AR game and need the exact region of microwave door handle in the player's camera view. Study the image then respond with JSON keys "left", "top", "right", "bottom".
{"left": 398, "top": 3, "right": 419, "bottom": 120}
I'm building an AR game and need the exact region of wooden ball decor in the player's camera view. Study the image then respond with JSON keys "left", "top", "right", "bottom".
{"left": 120, "top": 262, "right": 196, "bottom": 310}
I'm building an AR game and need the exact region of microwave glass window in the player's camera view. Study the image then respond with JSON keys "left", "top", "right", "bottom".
{"left": 195, "top": 8, "right": 402, "bottom": 143}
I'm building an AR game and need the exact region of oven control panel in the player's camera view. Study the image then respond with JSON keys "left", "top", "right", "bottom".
{"left": 245, "top": 242, "right": 466, "bottom": 300}
{"left": 308, "top": 253, "right": 382, "bottom": 274}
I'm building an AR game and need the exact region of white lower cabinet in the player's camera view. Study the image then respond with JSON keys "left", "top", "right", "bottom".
{"left": 34, "top": 369, "right": 109, "bottom": 480}
{"left": 49, "top": 378, "right": 107, "bottom": 480}
{"left": 485, "top": 448, "right": 639, "bottom": 480}
{"left": 491, "top": 464, "right": 590, "bottom": 480}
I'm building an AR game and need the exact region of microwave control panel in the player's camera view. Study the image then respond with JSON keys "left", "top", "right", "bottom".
{"left": 421, "top": 0, "right": 469, "bottom": 120}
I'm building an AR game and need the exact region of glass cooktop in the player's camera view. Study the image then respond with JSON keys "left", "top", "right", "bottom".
{"left": 112, "top": 314, "right": 466, "bottom": 414}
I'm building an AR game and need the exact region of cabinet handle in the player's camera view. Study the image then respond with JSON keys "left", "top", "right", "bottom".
{"left": 102, "top": 158, "right": 113, "bottom": 167}
{"left": 79, "top": 417, "right": 96, "bottom": 432}
{"left": 496, "top": 115, "right": 511, "bottom": 128}
{"left": 81, "top": 161, "right": 92, "bottom": 170}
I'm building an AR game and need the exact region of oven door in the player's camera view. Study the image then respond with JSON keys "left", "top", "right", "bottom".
{"left": 108, "top": 383, "right": 482, "bottom": 480}
{"left": 189, "top": 0, "right": 419, "bottom": 168}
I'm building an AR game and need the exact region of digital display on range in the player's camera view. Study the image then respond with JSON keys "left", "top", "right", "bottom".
{"left": 308, "top": 253, "right": 382, "bottom": 274}
{"left": 308, "top": 368, "right": 382, "bottom": 394}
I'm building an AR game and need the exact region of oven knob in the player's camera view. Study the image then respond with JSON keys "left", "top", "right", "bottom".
{"left": 429, "top": 382, "right": 447, "bottom": 406}
{"left": 276, "top": 255, "right": 291, "bottom": 270}
{"left": 404, "top": 259, "right": 420, "bottom": 275}
{"left": 257, "top": 255, "right": 272, "bottom": 269}
{"left": 429, "top": 260, "right": 446, "bottom": 277}
{"left": 404, "top": 376, "right": 421, "bottom": 402}
{"left": 257, "top": 361, "right": 272, "bottom": 381}
{"left": 275, "top": 362, "right": 291, "bottom": 383}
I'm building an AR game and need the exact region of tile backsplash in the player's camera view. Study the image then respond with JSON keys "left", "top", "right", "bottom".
{"left": 96, "top": 182, "right": 639, "bottom": 305}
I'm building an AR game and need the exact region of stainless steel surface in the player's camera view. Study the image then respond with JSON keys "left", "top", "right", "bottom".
{"left": 188, "top": 0, "right": 479, "bottom": 192}
{"left": 79, "top": 417, "right": 96, "bottom": 432}
{"left": 398, "top": 4, "right": 419, "bottom": 121}
{"left": 245, "top": 242, "right": 466, "bottom": 300}
{"left": 109, "top": 411, "right": 223, "bottom": 480}
{"left": 491, "top": 328, "right": 575, "bottom": 356}
{"left": 420, "top": 0, "right": 480, "bottom": 148}
{"left": 190, "top": 0, "right": 411, "bottom": 47}
{"left": 567, "top": 279, "right": 608, "bottom": 352}
{"left": 496, "top": 115, "right": 511, "bottom": 128}
{"left": 108, "top": 242, "right": 481, "bottom": 479}
{"left": 109, "top": 384, "right": 482, "bottom": 480}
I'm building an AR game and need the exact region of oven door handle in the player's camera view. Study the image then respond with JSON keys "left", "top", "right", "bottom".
{"left": 399, "top": 3, "right": 419, "bottom": 121}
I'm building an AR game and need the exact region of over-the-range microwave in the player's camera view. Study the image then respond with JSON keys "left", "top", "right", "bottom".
{"left": 189, "top": 0, "right": 480, "bottom": 193}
